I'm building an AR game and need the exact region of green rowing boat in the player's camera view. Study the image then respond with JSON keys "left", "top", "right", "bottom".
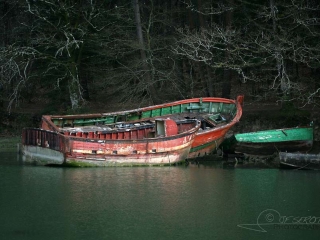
{"left": 221, "top": 125, "right": 314, "bottom": 155}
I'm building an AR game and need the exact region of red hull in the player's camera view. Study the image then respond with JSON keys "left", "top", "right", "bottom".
{"left": 41, "top": 96, "right": 244, "bottom": 159}
{"left": 188, "top": 127, "right": 230, "bottom": 158}
{"left": 22, "top": 96, "right": 243, "bottom": 165}
{"left": 22, "top": 119, "right": 200, "bottom": 166}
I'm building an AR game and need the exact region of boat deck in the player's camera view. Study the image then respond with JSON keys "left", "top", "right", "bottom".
{"left": 59, "top": 112, "right": 230, "bottom": 132}
{"left": 57, "top": 112, "right": 230, "bottom": 140}
{"left": 58, "top": 118, "right": 202, "bottom": 140}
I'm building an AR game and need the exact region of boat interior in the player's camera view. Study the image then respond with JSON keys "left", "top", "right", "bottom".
{"left": 54, "top": 111, "right": 229, "bottom": 130}
{"left": 59, "top": 118, "right": 199, "bottom": 140}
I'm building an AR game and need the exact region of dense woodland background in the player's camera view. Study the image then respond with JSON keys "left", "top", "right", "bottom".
{"left": 1, "top": 0, "right": 320, "bottom": 136}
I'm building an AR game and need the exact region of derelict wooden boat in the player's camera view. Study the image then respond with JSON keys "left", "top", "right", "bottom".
{"left": 279, "top": 152, "right": 320, "bottom": 170}
{"left": 220, "top": 125, "right": 313, "bottom": 156}
{"left": 21, "top": 118, "right": 201, "bottom": 166}
{"left": 38, "top": 95, "right": 244, "bottom": 159}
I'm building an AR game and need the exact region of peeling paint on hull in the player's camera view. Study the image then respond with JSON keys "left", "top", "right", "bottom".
{"left": 21, "top": 145, "right": 64, "bottom": 165}
{"left": 22, "top": 145, "right": 191, "bottom": 167}
{"left": 21, "top": 119, "right": 200, "bottom": 167}
{"left": 65, "top": 148, "right": 191, "bottom": 167}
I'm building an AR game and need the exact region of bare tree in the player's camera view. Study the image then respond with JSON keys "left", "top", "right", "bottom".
{"left": 132, "top": 0, "right": 160, "bottom": 104}
{"left": 242, "top": 0, "right": 320, "bottom": 104}
{"left": 0, "top": 0, "right": 31, "bottom": 112}
{"left": 173, "top": 0, "right": 320, "bottom": 105}
{"left": 20, "top": 0, "right": 117, "bottom": 110}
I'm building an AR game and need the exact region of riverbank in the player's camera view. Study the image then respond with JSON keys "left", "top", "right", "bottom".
{"left": 4, "top": 137, "right": 320, "bottom": 169}
{"left": 0, "top": 137, "right": 21, "bottom": 152}
{"left": 2, "top": 98, "right": 319, "bottom": 168}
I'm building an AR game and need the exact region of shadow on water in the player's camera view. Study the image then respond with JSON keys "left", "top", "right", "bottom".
{"left": 186, "top": 154, "right": 239, "bottom": 170}
{"left": 0, "top": 151, "right": 23, "bottom": 166}
{"left": 187, "top": 152, "right": 280, "bottom": 170}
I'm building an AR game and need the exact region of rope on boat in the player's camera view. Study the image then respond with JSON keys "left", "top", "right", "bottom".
{"left": 214, "top": 140, "right": 218, "bottom": 153}
{"left": 295, "top": 163, "right": 311, "bottom": 170}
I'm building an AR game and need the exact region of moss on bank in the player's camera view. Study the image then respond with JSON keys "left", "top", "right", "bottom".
{"left": 0, "top": 137, "right": 21, "bottom": 152}
{"left": 0, "top": 111, "right": 37, "bottom": 137}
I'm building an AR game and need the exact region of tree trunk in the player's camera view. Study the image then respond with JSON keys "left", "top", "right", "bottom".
{"left": 270, "top": 0, "right": 288, "bottom": 94}
{"left": 198, "top": 0, "right": 213, "bottom": 97}
{"left": 222, "top": 0, "right": 233, "bottom": 99}
{"left": 132, "top": 0, "right": 159, "bottom": 104}
{"left": 182, "top": 59, "right": 193, "bottom": 97}
{"left": 68, "top": 62, "right": 82, "bottom": 109}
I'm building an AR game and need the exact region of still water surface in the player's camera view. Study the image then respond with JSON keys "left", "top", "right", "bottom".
{"left": 1, "top": 152, "right": 320, "bottom": 240}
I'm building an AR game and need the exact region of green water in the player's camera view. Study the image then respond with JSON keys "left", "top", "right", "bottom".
{"left": 1, "top": 152, "right": 320, "bottom": 240}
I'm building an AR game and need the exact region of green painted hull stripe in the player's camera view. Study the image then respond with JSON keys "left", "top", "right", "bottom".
{"left": 189, "top": 140, "right": 220, "bottom": 153}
